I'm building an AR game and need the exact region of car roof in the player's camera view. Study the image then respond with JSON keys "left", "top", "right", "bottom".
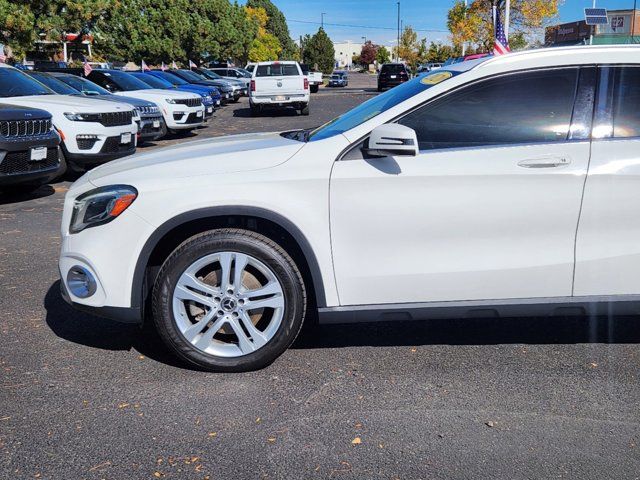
{"left": 256, "top": 61, "right": 298, "bottom": 65}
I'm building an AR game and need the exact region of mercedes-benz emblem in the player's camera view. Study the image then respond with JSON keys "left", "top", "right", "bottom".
{"left": 277, "top": 80, "right": 283, "bottom": 87}
{"left": 221, "top": 297, "right": 236, "bottom": 312}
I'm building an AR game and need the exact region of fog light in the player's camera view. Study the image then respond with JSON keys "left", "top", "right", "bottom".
{"left": 66, "top": 266, "right": 97, "bottom": 298}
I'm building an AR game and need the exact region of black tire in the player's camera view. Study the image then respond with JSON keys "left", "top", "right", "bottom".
{"left": 300, "top": 104, "right": 310, "bottom": 116}
{"left": 310, "top": 85, "right": 319, "bottom": 93}
{"left": 152, "top": 228, "right": 307, "bottom": 372}
{"left": 52, "top": 147, "right": 68, "bottom": 181}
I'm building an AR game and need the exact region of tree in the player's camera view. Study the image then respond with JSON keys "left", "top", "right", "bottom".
{"left": 246, "top": 6, "right": 281, "bottom": 62}
{"left": 447, "top": 0, "right": 559, "bottom": 52}
{"left": 0, "top": 0, "right": 113, "bottom": 59}
{"left": 359, "top": 41, "right": 377, "bottom": 65}
{"left": 426, "top": 41, "right": 457, "bottom": 63}
{"left": 246, "top": 0, "right": 297, "bottom": 59}
{"left": 376, "top": 46, "right": 390, "bottom": 64}
{"left": 395, "top": 26, "right": 419, "bottom": 69}
{"left": 303, "top": 27, "right": 334, "bottom": 74}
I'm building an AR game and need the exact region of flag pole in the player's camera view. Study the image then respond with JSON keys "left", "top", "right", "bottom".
{"left": 504, "top": 0, "right": 510, "bottom": 40}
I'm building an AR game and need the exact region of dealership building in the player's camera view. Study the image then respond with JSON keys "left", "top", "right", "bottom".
{"left": 333, "top": 41, "right": 364, "bottom": 69}
{"left": 545, "top": 9, "right": 639, "bottom": 46}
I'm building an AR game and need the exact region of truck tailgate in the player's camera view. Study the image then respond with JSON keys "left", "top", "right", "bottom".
{"left": 255, "top": 77, "right": 304, "bottom": 96}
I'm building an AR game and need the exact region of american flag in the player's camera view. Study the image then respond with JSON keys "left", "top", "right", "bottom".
{"left": 493, "top": 9, "right": 510, "bottom": 56}
{"left": 188, "top": 59, "right": 197, "bottom": 69}
{"left": 141, "top": 59, "right": 150, "bottom": 71}
{"left": 0, "top": 44, "right": 6, "bottom": 63}
{"left": 83, "top": 58, "right": 92, "bottom": 76}
{"left": 161, "top": 62, "right": 167, "bottom": 71}
{"left": 172, "top": 60, "right": 178, "bottom": 69}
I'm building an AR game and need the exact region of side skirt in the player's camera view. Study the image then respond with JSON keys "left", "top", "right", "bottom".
{"left": 317, "top": 295, "right": 640, "bottom": 324}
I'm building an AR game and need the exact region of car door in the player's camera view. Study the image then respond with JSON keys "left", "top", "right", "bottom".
{"left": 574, "top": 66, "right": 640, "bottom": 296}
{"left": 330, "top": 67, "right": 596, "bottom": 306}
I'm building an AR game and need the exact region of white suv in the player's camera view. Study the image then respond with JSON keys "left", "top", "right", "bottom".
{"left": 0, "top": 64, "right": 138, "bottom": 171}
{"left": 60, "top": 46, "right": 640, "bottom": 371}
{"left": 87, "top": 70, "right": 204, "bottom": 134}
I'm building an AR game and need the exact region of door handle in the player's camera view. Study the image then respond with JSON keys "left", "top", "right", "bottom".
{"left": 518, "top": 157, "right": 571, "bottom": 168}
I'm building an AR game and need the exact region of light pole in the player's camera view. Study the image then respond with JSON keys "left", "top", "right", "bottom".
{"left": 462, "top": 0, "right": 467, "bottom": 56}
{"left": 321, "top": 12, "right": 326, "bottom": 29}
{"left": 590, "top": 0, "right": 595, "bottom": 45}
{"left": 362, "top": 36, "right": 367, "bottom": 44}
{"left": 396, "top": 1, "right": 400, "bottom": 62}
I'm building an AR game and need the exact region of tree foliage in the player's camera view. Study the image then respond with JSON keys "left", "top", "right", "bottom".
{"left": 376, "top": 46, "right": 390, "bottom": 64}
{"left": 302, "top": 27, "right": 334, "bottom": 74}
{"left": 447, "top": 0, "right": 559, "bottom": 51}
{"left": 246, "top": 0, "right": 297, "bottom": 59}
{"left": 359, "top": 41, "right": 377, "bottom": 65}
{"left": 246, "top": 6, "right": 281, "bottom": 62}
{"left": 394, "top": 26, "right": 420, "bottom": 69}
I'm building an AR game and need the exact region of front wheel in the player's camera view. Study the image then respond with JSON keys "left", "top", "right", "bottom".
{"left": 152, "top": 229, "right": 307, "bottom": 372}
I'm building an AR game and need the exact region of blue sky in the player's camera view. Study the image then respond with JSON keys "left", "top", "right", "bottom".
{"left": 245, "top": 0, "right": 637, "bottom": 45}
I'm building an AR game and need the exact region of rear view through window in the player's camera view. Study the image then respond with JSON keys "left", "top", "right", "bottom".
{"left": 256, "top": 64, "right": 299, "bottom": 77}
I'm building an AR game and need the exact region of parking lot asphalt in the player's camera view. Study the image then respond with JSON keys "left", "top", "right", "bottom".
{"left": 1, "top": 73, "right": 640, "bottom": 480}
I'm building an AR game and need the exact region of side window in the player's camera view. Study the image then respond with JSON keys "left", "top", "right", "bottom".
{"left": 612, "top": 67, "right": 640, "bottom": 138}
{"left": 399, "top": 68, "right": 580, "bottom": 150}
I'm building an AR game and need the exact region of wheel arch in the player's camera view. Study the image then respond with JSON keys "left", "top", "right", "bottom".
{"left": 131, "top": 206, "right": 327, "bottom": 315}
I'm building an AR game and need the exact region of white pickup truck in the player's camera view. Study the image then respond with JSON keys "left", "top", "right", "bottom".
{"left": 249, "top": 61, "right": 310, "bottom": 116}
{"left": 300, "top": 64, "right": 323, "bottom": 93}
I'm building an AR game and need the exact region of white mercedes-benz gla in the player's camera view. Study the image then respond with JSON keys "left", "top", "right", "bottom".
{"left": 59, "top": 46, "right": 640, "bottom": 371}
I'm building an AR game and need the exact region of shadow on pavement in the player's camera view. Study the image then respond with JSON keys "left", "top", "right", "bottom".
{"left": 46, "top": 280, "right": 640, "bottom": 361}
{"left": 0, "top": 184, "right": 56, "bottom": 205}
{"left": 293, "top": 313, "right": 640, "bottom": 349}
{"left": 44, "top": 281, "right": 188, "bottom": 369}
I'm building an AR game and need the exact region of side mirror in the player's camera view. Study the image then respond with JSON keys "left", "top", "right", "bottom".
{"left": 363, "top": 124, "right": 418, "bottom": 157}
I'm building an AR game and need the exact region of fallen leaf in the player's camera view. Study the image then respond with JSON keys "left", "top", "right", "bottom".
{"left": 485, "top": 421, "right": 495, "bottom": 428}
{"left": 354, "top": 422, "right": 362, "bottom": 429}
{"left": 267, "top": 437, "right": 276, "bottom": 443}
{"left": 208, "top": 432, "right": 217, "bottom": 437}
{"left": 118, "top": 403, "right": 130, "bottom": 409}
{"left": 153, "top": 472, "right": 164, "bottom": 478}
{"left": 351, "top": 436, "right": 361, "bottom": 445}
{"left": 256, "top": 417, "right": 261, "bottom": 423}
{"left": 410, "top": 347, "right": 417, "bottom": 353}
{"left": 138, "top": 355, "right": 145, "bottom": 360}
{"left": 589, "top": 362, "right": 598, "bottom": 368}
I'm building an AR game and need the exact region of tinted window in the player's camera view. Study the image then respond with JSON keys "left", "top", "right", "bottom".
{"left": 200, "top": 70, "right": 222, "bottom": 80}
{"left": 132, "top": 73, "right": 173, "bottom": 89}
{"left": 57, "top": 75, "right": 110, "bottom": 95}
{"left": 176, "top": 70, "right": 206, "bottom": 82}
{"left": 256, "top": 64, "right": 299, "bottom": 77}
{"left": 27, "top": 72, "right": 79, "bottom": 95}
{"left": 154, "top": 71, "right": 188, "bottom": 85}
{"left": 93, "top": 71, "right": 151, "bottom": 91}
{"left": 309, "top": 70, "right": 460, "bottom": 141}
{"left": 399, "top": 68, "right": 579, "bottom": 150}
{"left": 381, "top": 64, "right": 406, "bottom": 74}
{"left": 612, "top": 67, "right": 640, "bottom": 138}
{"left": 0, "top": 68, "right": 54, "bottom": 97}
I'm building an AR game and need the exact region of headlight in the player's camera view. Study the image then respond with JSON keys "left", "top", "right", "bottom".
{"left": 165, "top": 98, "right": 177, "bottom": 104}
{"left": 64, "top": 112, "right": 102, "bottom": 122}
{"left": 204, "top": 95, "right": 212, "bottom": 102}
{"left": 70, "top": 185, "right": 138, "bottom": 234}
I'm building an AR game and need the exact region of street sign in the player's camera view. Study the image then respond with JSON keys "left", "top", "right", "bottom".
{"left": 584, "top": 8, "right": 608, "bottom": 25}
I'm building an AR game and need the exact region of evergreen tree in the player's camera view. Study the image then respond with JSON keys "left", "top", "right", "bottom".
{"left": 303, "top": 27, "right": 334, "bottom": 74}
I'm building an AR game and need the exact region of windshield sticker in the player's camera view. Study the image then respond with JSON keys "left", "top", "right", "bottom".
{"left": 420, "top": 71, "right": 452, "bottom": 85}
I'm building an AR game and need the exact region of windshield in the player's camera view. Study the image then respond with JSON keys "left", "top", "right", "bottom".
{"left": 0, "top": 68, "right": 56, "bottom": 97}
{"left": 200, "top": 69, "right": 222, "bottom": 80}
{"left": 309, "top": 70, "right": 459, "bottom": 141}
{"left": 153, "top": 71, "right": 188, "bottom": 85}
{"left": 57, "top": 75, "right": 110, "bottom": 95}
{"left": 256, "top": 64, "right": 299, "bottom": 77}
{"left": 103, "top": 71, "right": 152, "bottom": 90}
{"left": 27, "top": 72, "right": 79, "bottom": 95}
{"left": 132, "top": 73, "right": 174, "bottom": 89}
{"left": 177, "top": 70, "right": 206, "bottom": 82}
{"left": 236, "top": 68, "right": 251, "bottom": 78}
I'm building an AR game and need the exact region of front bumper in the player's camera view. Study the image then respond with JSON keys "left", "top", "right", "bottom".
{"left": 163, "top": 105, "right": 205, "bottom": 129}
{"left": 65, "top": 134, "right": 136, "bottom": 167}
{"left": 0, "top": 133, "right": 62, "bottom": 186}
{"left": 138, "top": 115, "right": 164, "bottom": 141}
{"left": 60, "top": 278, "right": 141, "bottom": 323}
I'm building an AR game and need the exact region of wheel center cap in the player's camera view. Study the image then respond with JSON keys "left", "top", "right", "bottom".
{"left": 221, "top": 297, "right": 236, "bottom": 312}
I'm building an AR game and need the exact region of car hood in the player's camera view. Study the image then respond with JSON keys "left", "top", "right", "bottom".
{"left": 87, "top": 94, "right": 155, "bottom": 108}
{"left": 2, "top": 94, "right": 134, "bottom": 112}
{"left": 115, "top": 89, "right": 200, "bottom": 99}
{"left": 88, "top": 131, "right": 305, "bottom": 186}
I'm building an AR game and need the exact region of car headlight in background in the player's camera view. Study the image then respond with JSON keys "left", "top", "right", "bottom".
{"left": 70, "top": 185, "right": 138, "bottom": 234}
{"left": 64, "top": 112, "right": 102, "bottom": 122}
{"left": 165, "top": 98, "right": 177, "bottom": 104}
{"left": 204, "top": 95, "right": 212, "bottom": 102}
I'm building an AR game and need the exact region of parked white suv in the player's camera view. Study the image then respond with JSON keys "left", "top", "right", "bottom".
{"left": 87, "top": 70, "right": 204, "bottom": 134}
{"left": 249, "top": 61, "right": 310, "bottom": 116}
{"left": 0, "top": 64, "right": 137, "bottom": 171}
{"left": 60, "top": 45, "right": 640, "bottom": 372}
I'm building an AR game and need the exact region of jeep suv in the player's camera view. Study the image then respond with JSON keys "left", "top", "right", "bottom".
{"left": 377, "top": 63, "right": 409, "bottom": 91}
{"left": 0, "top": 104, "right": 61, "bottom": 192}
